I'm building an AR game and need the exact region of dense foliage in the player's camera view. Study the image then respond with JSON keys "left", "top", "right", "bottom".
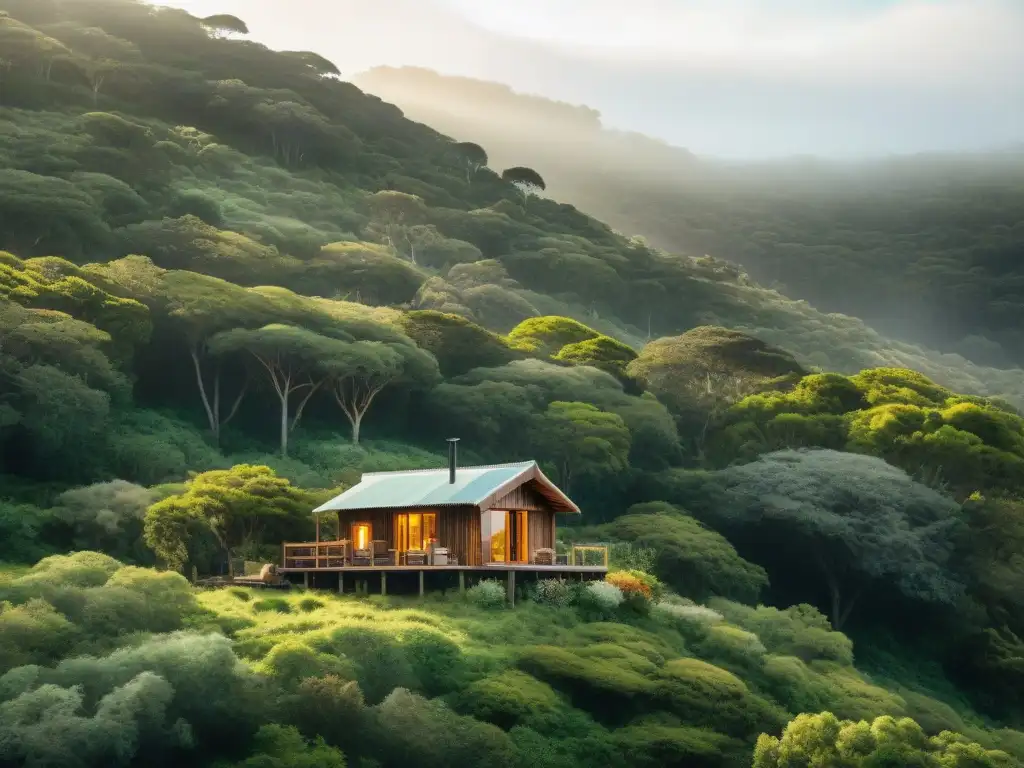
{"left": 1, "top": 2, "right": 1023, "bottom": 766}
{"left": 355, "top": 66, "right": 1024, "bottom": 371}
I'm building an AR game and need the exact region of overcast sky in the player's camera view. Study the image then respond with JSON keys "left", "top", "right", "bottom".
{"left": 152, "top": 0, "right": 1024, "bottom": 159}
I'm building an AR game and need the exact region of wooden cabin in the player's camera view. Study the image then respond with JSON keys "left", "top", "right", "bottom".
{"left": 279, "top": 445, "right": 607, "bottom": 599}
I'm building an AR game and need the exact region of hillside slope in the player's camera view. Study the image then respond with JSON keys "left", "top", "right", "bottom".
{"left": 354, "top": 65, "right": 1024, "bottom": 368}
{"left": 2, "top": 3, "right": 1024, "bottom": 767}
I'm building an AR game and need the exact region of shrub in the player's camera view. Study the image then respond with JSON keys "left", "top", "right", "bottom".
{"left": 297, "top": 598, "right": 324, "bottom": 613}
{"left": 697, "top": 624, "right": 767, "bottom": 668}
{"left": 252, "top": 598, "right": 292, "bottom": 614}
{"left": 753, "top": 712, "right": 1016, "bottom": 768}
{"left": 657, "top": 658, "right": 789, "bottom": 739}
{"left": 467, "top": 579, "right": 506, "bottom": 609}
{"left": 606, "top": 570, "right": 655, "bottom": 600}
{"left": 371, "top": 688, "right": 518, "bottom": 768}
{"left": 612, "top": 722, "right": 743, "bottom": 768}
{"left": 709, "top": 600, "right": 853, "bottom": 665}
{"left": 652, "top": 599, "right": 724, "bottom": 639}
{"left": 577, "top": 581, "right": 624, "bottom": 619}
{"left": 255, "top": 640, "right": 355, "bottom": 688}
{"left": 531, "top": 579, "right": 575, "bottom": 608}
{"left": 452, "top": 669, "right": 563, "bottom": 730}
{"left": 286, "top": 675, "right": 367, "bottom": 751}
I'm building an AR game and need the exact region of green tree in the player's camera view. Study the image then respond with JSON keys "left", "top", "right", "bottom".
{"left": 329, "top": 340, "right": 439, "bottom": 445}
{"left": 452, "top": 141, "right": 488, "bottom": 182}
{"left": 532, "top": 401, "right": 631, "bottom": 493}
{"left": 607, "top": 502, "right": 769, "bottom": 603}
{"left": 143, "top": 464, "right": 314, "bottom": 574}
{"left": 363, "top": 191, "right": 427, "bottom": 264}
{"left": 717, "top": 449, "right": 964, "bottom": 630}
{"left": 200, "top": 14, "right": 249, "bottom": 36}
{"left": 208, "top": 325, "right": 349, "bottom": 456}
{"left": 501, "top": 166, "right": 546, "bottom": 200}
{"left": 628, "top": 327, "right": 805, "bottom": 456}
{"left": 753, "top": 712, "right": 1016, "bottom": 767}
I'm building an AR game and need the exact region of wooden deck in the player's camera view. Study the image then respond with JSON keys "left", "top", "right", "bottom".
{"left": 279, "top": 563, "right": 607, "bottom": 574}
{"left": 280, "top": 562, "right": 607, "bottom": 605}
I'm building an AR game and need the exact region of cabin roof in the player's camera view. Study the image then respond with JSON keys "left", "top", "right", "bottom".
{"left": 313, "top": 460, "right": 581, "bottom": 514}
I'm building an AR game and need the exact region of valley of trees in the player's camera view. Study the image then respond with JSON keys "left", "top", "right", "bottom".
{"left": 1, "top": 1, "right": 1023, "bottom": 766}
{"left": 354, "top": 66, "right": 1024, "bottom": 369}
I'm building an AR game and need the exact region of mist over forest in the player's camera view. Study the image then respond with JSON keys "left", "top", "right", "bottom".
{"left": 2, "top": 1, "right": 1024, "bottom": 767}
{"left": 355, "top": 65, "right": 1024, "bottom": 368}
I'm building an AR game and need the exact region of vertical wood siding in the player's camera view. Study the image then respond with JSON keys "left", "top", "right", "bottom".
{"left": 491, "top": 484, "right": 546, "bottom": 511}
{"left": 338, "top": 507, "right": 482, "bottom": 565}
{"left": 528, "top": 509, "right": 555, "bottom": 553}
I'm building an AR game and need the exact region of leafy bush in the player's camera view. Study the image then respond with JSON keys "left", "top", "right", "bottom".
{"left": 252, "top": 598, "right": 292, "bottom": 614}
{"left": 577, "top": 581, "right": 624, "bottom": 619}
{"left": 652, "top": 598, "right": 725, "bottom": 638}
{"left": 466, "top": 579, "right": 506, "bottom": 609}
{"left": 710, "top": 600, "right": 854, "bottom": 665}
{"left": 531, "top": 579, "right": 575, "bottom": 608}
{"left": 452, "top": 669, "right": 563, "bottom": 730}
{"left": 297, "top": 597, "right": 324, "bottom": 613}
{"left": 753, "top": 712, "right": 1016, "bottom": 768}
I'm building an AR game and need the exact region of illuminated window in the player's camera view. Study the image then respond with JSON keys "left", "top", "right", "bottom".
{"left": 352, "top": 522, "right": 371, "bottom": 550}
{"left": 397, "top": 513, "right": 437, "bottom": 551}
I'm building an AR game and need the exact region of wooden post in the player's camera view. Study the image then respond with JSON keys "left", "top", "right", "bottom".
{"left": 506, "top": 571, "right": 515, "bottom": 607}
{"left": 419, "top": 570, "right": 425, "bottom": 597}
{"left": 458, "top": 571, "right": 465, "bottom": 593}
{"left": 381, "top": 572, "right": 387, "bottom": 596}
{"left": 338, "top": 572, "right": 344, "bottom": 594}
{"left": 303, "top": 571, "right": 309, "bottom": 589}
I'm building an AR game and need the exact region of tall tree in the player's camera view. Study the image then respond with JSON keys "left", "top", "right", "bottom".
{"left": 501, "top": 166, "right": 546, "bottom": 203}
{"left": 452, "top": 141, "right": 488, "bottom": 182}
{"left": 531, "top": 401, "right": 631, "bottom": 493}
{"left": 200, "top": 14, "right": 249, "bottom": 37}
{"left": 144, "top": 465, "right": 315, "bottom": 575}
{"left": 208, "top": 325, "right": 348, "bottom": 456}
{"left": 364, "top": 191, "right": 427, "bottom": 264}
{"left": 328, "top": 340, "right": 439, "bottom": 444}
{"left": 627, "top": 327, "right": 805, "bottom": 456}
{"left": 716, "top": 448, "right": 964, "bottom": 630}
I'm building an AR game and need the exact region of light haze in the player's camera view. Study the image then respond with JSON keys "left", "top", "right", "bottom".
{"left": 152, "top": 0, "right": 1024, "bottom": 158}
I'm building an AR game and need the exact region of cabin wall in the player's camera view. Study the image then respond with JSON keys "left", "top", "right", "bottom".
{"left": 337, "top": 507, "right": 480, "bottom": 566}
{"left": 528, "top": 509, "right": 556, "bottom": 552}
{"left": 491, "top": 484, "right": 547, "bottom": 512}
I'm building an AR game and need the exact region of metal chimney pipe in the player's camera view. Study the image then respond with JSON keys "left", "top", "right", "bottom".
{"left": 447, "top": 438, "right": 460, "bottom": 484}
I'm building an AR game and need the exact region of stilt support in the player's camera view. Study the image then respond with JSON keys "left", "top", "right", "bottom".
{"left": 303, "top": 572, "right": 309, "bottom": 589}
{"left": 459, "top": 571, "right": 465, "bottom": 593}
{"left": 381, "top": 572, "right": 387, "bottom": 596}
{"left": 419, "top": 570, "right": 425, "bottom": 597}
{"left": 507, "top": 571, "right": 516, "bottom": 607}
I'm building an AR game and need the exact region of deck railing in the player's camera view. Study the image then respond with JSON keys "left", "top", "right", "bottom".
{"left": 568, "top": 544, "right": 610, "bottom": 568}
{"left": 282, "top": 540, "right": 349, "bottom": 569}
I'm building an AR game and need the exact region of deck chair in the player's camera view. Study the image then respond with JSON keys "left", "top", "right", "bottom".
{"left": 371, "top": 540, "right": 394, "bottom": 566}
{"left": 533, "top": 548, "right": 555, "bottom": 566}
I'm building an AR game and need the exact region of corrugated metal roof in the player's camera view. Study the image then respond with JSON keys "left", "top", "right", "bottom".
{"left": 314, "top": 461, "right": 541, "bottom": 513}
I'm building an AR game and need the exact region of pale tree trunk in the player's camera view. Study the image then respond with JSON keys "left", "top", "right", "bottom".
{"left": 190, "top": 345, "right": 247, "bottom": 442}
{"left": 333, "top": 376, "right": 390, "bottom": 445}
{"left": 251, "top": 355, "right": 321, "bottom": 457}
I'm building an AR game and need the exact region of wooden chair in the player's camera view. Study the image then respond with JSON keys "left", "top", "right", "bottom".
{"left": 371, "top": 540, "right": 394, "bottom": 566}
{"left": 406, "top": 550, "right": 427, "bottom": 566}
{"left": 352, "top": 547, "right": 372, "bottom": 566}
{"left": 533, "top": 548, "right": 555, "bottom": 566}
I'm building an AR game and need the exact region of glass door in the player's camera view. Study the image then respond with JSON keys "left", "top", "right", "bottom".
{"left": 482, "top": 511, "right": 528, "bottom": 563}
{"left": 397, "top": 513, "right": 438, "bottom": 552}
